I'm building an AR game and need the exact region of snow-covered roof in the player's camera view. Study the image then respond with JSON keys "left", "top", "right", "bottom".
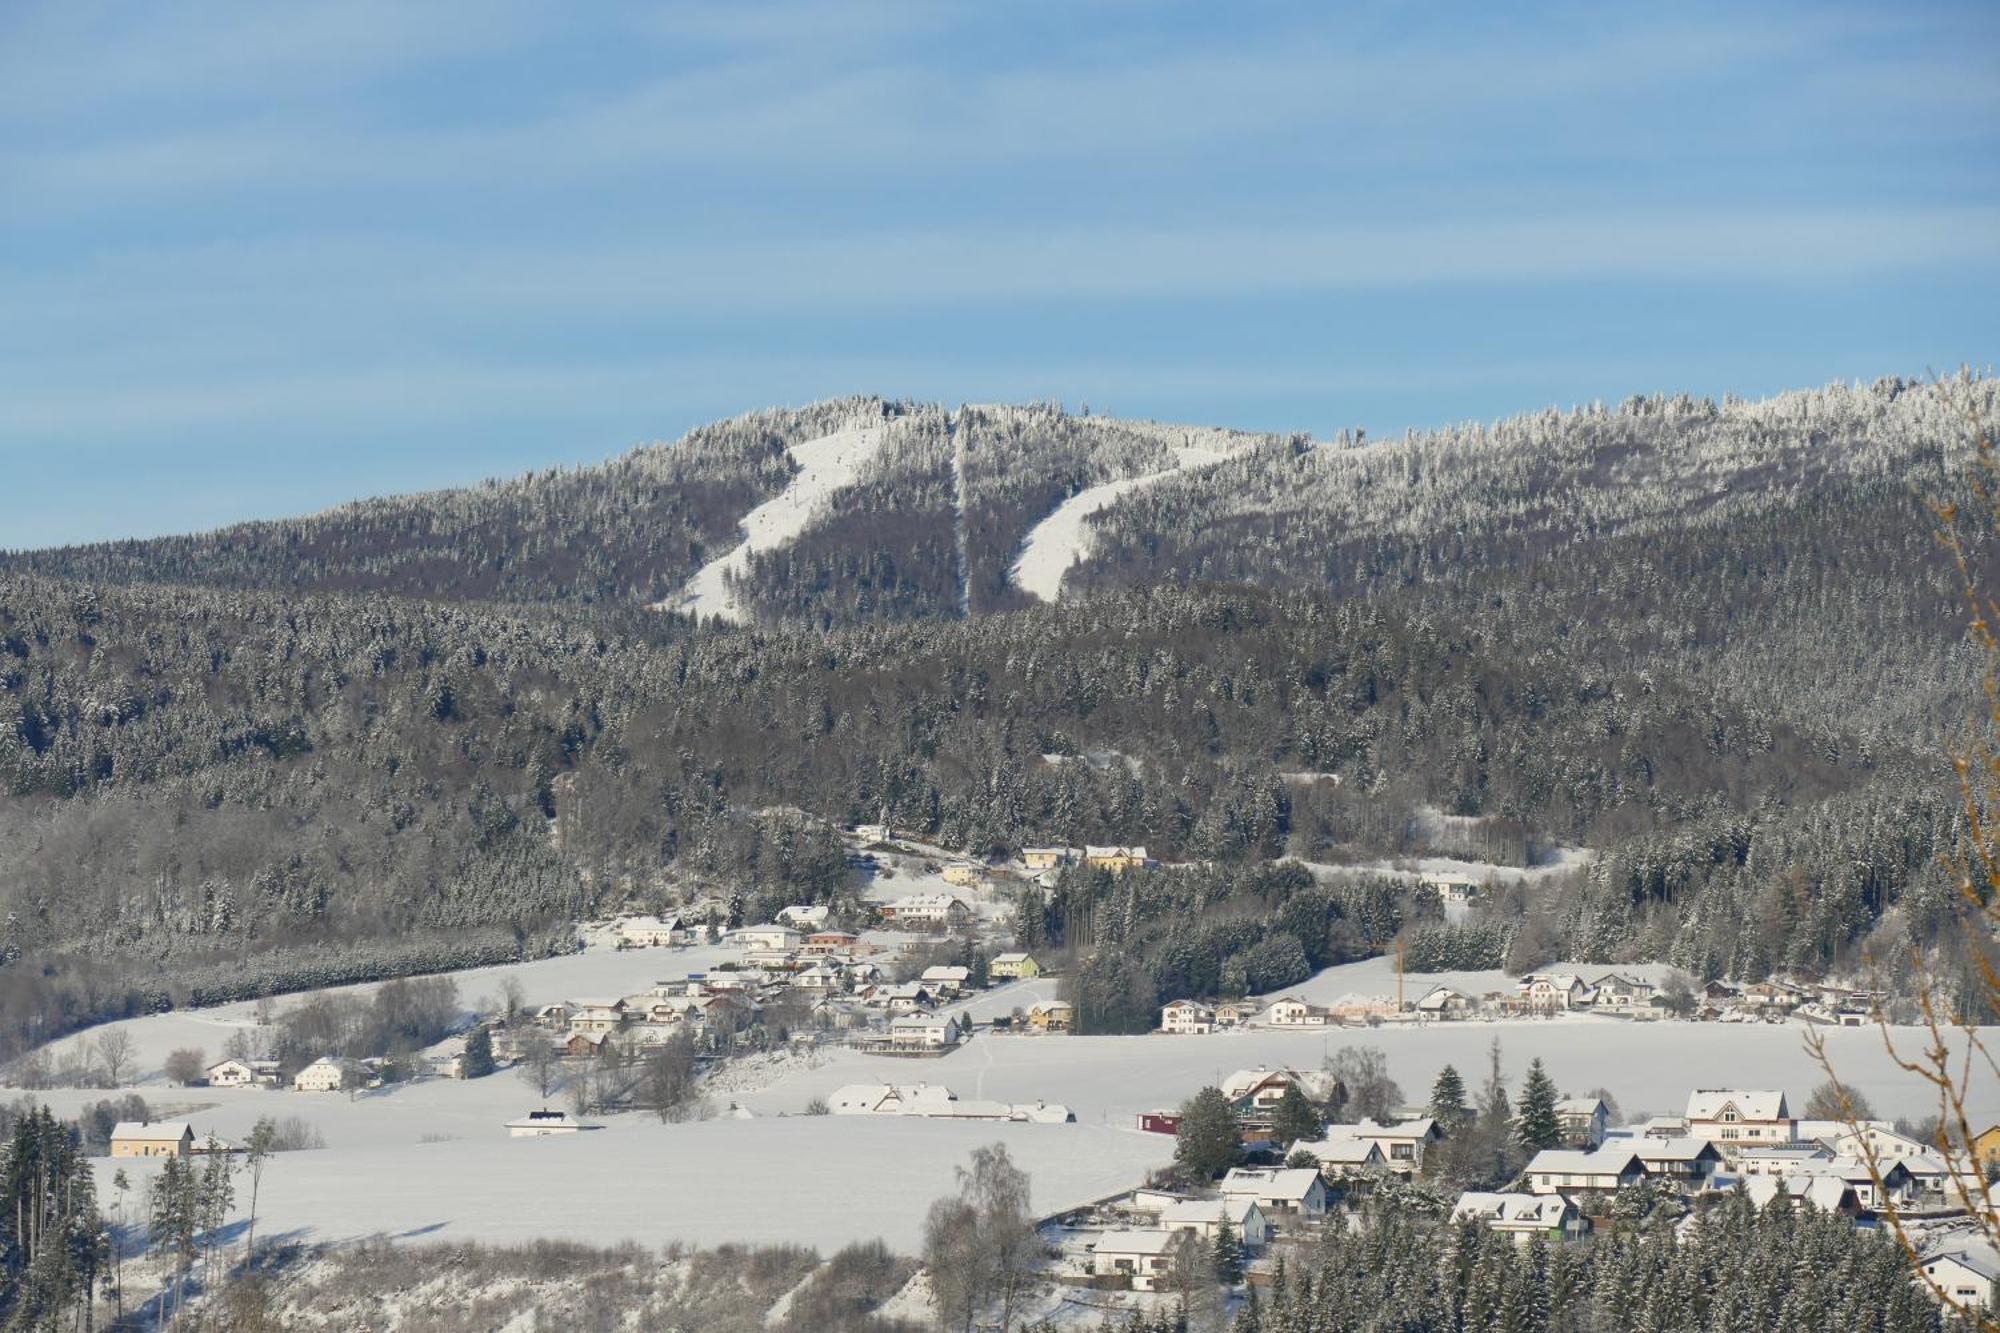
{"left": 1743, "top": 1174, "right": 1852, "bottom": 1211}
{"left": 504, "top": 1109, "right": 585, "bottom": 1130}
{"left": 1555, "top": 1097, "right": 1607, "bottom": 1117}
{"left": 1220, "top": 1167, "right": 1323, "bottom": 1201}
{"left": 1686, "top": 1089, "right": 1790, "bottom": 1121}
{"left": 1924, "top": 1247, "right": 2000, "bottom": 1283}
{"left": 1292, "top": 1135, "right": 1382, "bottom": 1165}
{"left": 887, "top": 894, "right": 965, "bottom": 911}
{"left": 1453, "top": 1192, "right": 1571, "bottom": 1226}
{"left": 1094, "top": 1228, "right": 1185, "bottom": 1256}
{"left": 992, "top": 951, "right": 1033, "bottom": 964}
{"left": 1632, "top": 1137, "right": 1721, "bottom": 1164}
{"left": 1527, "top": 1147, "right": 1643, "bottom": 1177}
{"left": 1158, "top": 1197, "right": 1258, "bottom": 1229}
{"left": 111, "top": 1121, "right": 191, "bottom": 1141}
{"left": 920, "top": 965, "right": 971, "bottom": 982}
{"left": 1220, "top": 1066, "right": 1296, "bottom": 1099}
{"left": 1084, "top": 845, "right": 1149, "bottom": 859}
{"left": 1353, "top": 1117, "right": 1439, "bottom": 1142}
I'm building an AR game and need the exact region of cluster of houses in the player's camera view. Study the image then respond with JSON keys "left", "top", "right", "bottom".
{"left": 1157, "top": 969, "right": 1888, "bottom": 1033}
{"left": 201, "top": 1052, "right": 412, "bottom": 1093}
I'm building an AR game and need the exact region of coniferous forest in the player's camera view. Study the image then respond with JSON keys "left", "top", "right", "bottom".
{"left": 2, "top": 374, "right": 1996, "bottom": 1057}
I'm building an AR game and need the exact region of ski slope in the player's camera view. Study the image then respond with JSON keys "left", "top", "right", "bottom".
{"left": 1010, "top": 445, "right": 1236, "bottom": 603}
{"left": 661, "top": 424, "right": 887, "bottom": 624}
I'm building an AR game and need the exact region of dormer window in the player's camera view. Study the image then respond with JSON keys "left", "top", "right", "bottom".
{"left": 1722, "top": 1110, "right": 1738, "bottom": 1122}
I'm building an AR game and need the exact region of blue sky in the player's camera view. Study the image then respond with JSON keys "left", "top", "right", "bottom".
{"left": 3, "top": 1, "right": 1996, "bottom": 548}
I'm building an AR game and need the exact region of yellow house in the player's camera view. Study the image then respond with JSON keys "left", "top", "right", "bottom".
{"left": 1084, "top": 845, "right": 1151, "bottom": 874}
{"left": 1975, "top": 1124, "right": 2000, "bottom": 1168}
{"left": 941, "top": 862, "right": 986, "bottom": 887}
{"left": 110, "top": 1121, "right": 194, "bottom": 1158}
{"left": 1027, "top": 1000, "right": 1073, "bottom": 1033}
{"left": 1021, "top": 847, "right": 1079, "bottom": 872}
{"left": 990, "top": 952, "right": 1042, "bottom": 980}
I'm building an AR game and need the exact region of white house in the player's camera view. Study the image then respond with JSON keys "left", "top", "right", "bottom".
{"left": 1524, "top": 1147, "right": 1646, "bottom": 1195}
{"left": 293, "top": 1056, "right": 359, "bottom": 1093}
{"left": 568, "top": 999, "right": 629, "bottom": 1034}
{"left": 729, "top": 925, "right": 803, "bottom": 953}
{"left": 1518, "top": 973, "right": 1594, "bottom": 1011}
{"left": 1351, "top": 1117, "right": 1444, "bottom": 1172}
{"left": 1590, "top": 973, "right": 1657, "bottom": 1008}
{"left": 1264, "top": 997, "right": 1326, "bottom": 1027}
{"left": 205, "top": 1057, "right": 281, "bottom": 1089}
{"left": 1161, "top": 1000, "right": 1215, "bottom": 1034}
{"left": 1220, "top": 1167, "right": 1331, "bottom": 1219}
{"left": 920, "top": 965, "right": 972, "bottom": 995}
{"left": 776, "top": 905, "right": 831, "bottom": 930}
{"left": 1685, "top": 1089, "right": 1795, "bottom": 1151}
{"left": 1414, "top": 986, "right": 1476, "bottom": 1018}
{"left": 852, "top": 823, "right": 892, "bottom": 843}
{"left": 1221, "top": 1067, "right": 1311, "bottom": 1116}
{"left": 1630, "top": 1136, "right": 1725, "bottom": 1187}
{"left": 1158, "top": 1197, "right": 1270, "bottom": 1249}
{"left": 1920, "top": 1248, "right": 2000, "bottom": 1313}
{"left": 506, "top": 1108, "right": 590, "bottom": 1137}
{"left": 1290, "top": 1134, "right": 1388, "bottom": 1176}
{"left": 1454, "top": 1191, "right": 1586, "bottom": 1243}
{"left": 1091, "top": 1229, "right": 1194, "bottom": 1291}
{"left": 1555, "top": 1097, "right": 1610, "bottom": 1148}
{"left": 889, "top": 1014, "right": 963, "bottom": 1050}
{"left": 617, "top": 914, "right": 686, "bottom": 948}
{"left": 879, "top": 895, "right": 971, "bottom": 930}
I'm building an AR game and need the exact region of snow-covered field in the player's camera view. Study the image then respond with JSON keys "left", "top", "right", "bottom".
{"left": 661, "top": 424, "right": 887, "bottom": 623}
{"left": 1011, "top": 445, "right": 1239, "bottom": 602}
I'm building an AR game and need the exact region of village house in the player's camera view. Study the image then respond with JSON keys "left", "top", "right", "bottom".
{"left": 204, "top": 1057, "right": 282, "bottom": 1089}
{"left": 1590, "top": 973, "right": 1657, "bottom": 1008}
{"left": 920, "top": 965, "right": 972, "bottom": 996}
{"left": 1423, "top": 874, "right": 1483, "bottom": 907}
{"left": 617, "top": 914, "right": 686, "bottom": 948}
{"left": 1974, "top": 1124, "right": 2000, "bottom": 1171}
{"left": 1221, "top": 1167, "right": 1331, "bottom": 1220}
{"left": 567, "top": 999, "right": 629, "bottom": 1034}
{"left": 1221, "top": 1067, "right": 1311, "bottom": 1119}
{"left": 1351, "top": 1117, "right": 1443, "bottom": 1172}
{"left": 1744, "top": 1173, "right": 1861, "bottom": 1215}
{"left": 941, "top": 862, "right": 986, "bottom": 887}
{"left": 1734, "top": 1143, "right": 1832, "bottom": 1179}
{"left": 889, "top": 1014, "right": 964, "bottom": 1051}
{"left": 110, "top": 1121, "right": 194, "bottom": 1158}
{"left": 294, "top": 1056, "right": 361, "bottom": 1093}
{"left": 1263, "top": 996, "right": 1326, "bottom": 1027}
{"left": 729, "top": 925, "right": 803, "bottom": 953}
{"left": 1556, "top": 1097, "right": 1611, "bottom": 1148}
{"left": 1525, "top": 1147, "right": 1646, "bottom": 1196}
{"left": 565, "top": 1030, "right": 613, "bottom": 1058}
{"left": 804, "top": 930, "right": 860, "bottom": 955}
{"left": 874, "top": 982, "right": 936, "bottom": 1014}
{"left": 1160, "top": 1000, "right": 1215, "bottom": 1034}
{"left": 1083, "top": 845, "right": 1152, "bottom": 873}
{"left": 1212, "top": 1000, "right": 1256, "bottom": 1027}
{"left": 989, "top": 951, "right": 1042, "bottom": 979}
{"left": 1091, "top": 1229, "right": 1195, "bottom": 1291}
{"left": 1518, "top": 973, "right": 1594, "bottom": 1012}
{"left": 776, "top": 904, "right": 830, "bottom": 930}
{"left": 506, "top": 1108, "right": 589, "bottom": 1137}
{"left": 1026, "top": 1000, "right": 1073, "bottom": 1033}
{"left": 1740, "top": 979, "right": 1808, "bottom": 1012}
{"left": 792, "top": 962, "right": 848, "bottom": 992}
{"left": 1453, "top": 1191, "right": 1587, "bottom": 1244}
{"left": 852, "top": 823, "right": 892, "bottom": 844}
{"left": 1291, "top": 1134, "right": 1388, "bottom": 1177}
{"left": 1630, "top": 1136, "right": 1725, "bottom": 1187}
{"left": 1020, "top": 846, "right": 1080, "bottom": 871}
{"left": 1414, "top": 986, "right": 1477, "bottom": 1018}
{"left": 1159, "top": 1197, "right": 1270, "bottom": 1250}
{"left": 1685, "top": 1089, "right": 1795, "bottom": 1151}
{"left": 878, "top": 894, "right": 972, "bottom": 931}
{"left": 1920, "top": 1248, "right": 2000, "bottom": 1313}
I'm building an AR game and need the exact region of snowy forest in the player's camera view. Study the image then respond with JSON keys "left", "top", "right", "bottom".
{"left": 2, "top": 374, "right": 1997, "bottom": 1057}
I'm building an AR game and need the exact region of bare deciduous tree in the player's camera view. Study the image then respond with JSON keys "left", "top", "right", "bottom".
{"left": 94, "top": 1028, "right": 135, "bottom": 1087}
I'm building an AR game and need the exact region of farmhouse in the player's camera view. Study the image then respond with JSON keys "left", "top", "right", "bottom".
{"left": 941, "top": 862, "right": 985, "bottom": 887}
{"left": 294, "top": 1056, "right": 361, "bottom": 1093}
{"left": 1026, "top": 1001, "right": 1073, "bottom": 1033}
{"left": 1525, "top": 1147, "right": 1645, "bottom": 1196}
{"left": 989, "top": 951, "right": 1042, "bottom": 979}
{"left": 617, "top": 914, "right": 685, "bottom": 948}
{"left": 1452, "top": 1192, "right": 1586, "bottom": 1244}
{"left": 1160, "top": 1000, "right": 1215, "bottom": 1034}
{"left": 1083, "top": 845, "right": 1151, "bottom": 873}
{"left": 1518, "top": 973, "right": 1594, "bottom": 1011}
{"left": 110, "top": 1121, "right": 194, "bottom": 1158}
{"left": 1220, "top": 1167, "right": 1331, "bottom": 1219}
{"left": 205, "top": 1057, "right": 281, "bottom": 1089}
{"left": 1685, "top": 1089, "right": 1794, "bottom": 1150}
{"left": 1590, "top": 973, "right": 1657, "bottom": 1008}
{"left": 879, "top": 895, "right": 971, "bottom": 930}
{"left": 1091, "top": 1229, "right": 1194, "bottom": 1291}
